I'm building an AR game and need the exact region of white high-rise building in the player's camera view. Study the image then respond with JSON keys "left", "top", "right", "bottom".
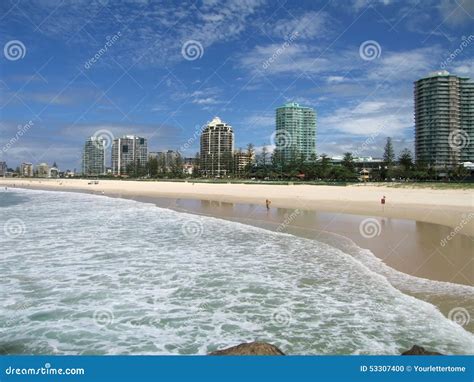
{"left": 111, "top": 135, "right": 148, "bottom": 175}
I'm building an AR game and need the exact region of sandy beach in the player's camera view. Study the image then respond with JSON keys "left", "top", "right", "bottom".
{"left": 1, "top": 178, "right": 472, "bottom": 232}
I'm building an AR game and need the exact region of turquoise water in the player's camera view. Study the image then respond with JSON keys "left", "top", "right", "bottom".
{"left": 1, "top": 188, "right": 473, "bottom": 355}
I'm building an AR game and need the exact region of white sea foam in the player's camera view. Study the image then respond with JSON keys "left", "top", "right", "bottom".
{"left": 0, "top": 188, "right": 473, "bottom": 355}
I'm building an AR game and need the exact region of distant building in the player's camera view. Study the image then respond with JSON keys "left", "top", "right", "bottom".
{"left": 183, "top": 157, "right": 197, "bottom": 175}
{"left": 275, "top": 102, "right": 316, "bottom": 162}
{"left": 0, "top": 161, "right": 8, "bottom": 176}
{"left": 20, "top": 162, "right": 33, "bottom": 177}
{"left": 414, "top": 71, "right": 473, "bottom": 167}
{"left": 200, "top": 117, "right": 234, "bottom": 176}
{"left": 111, "top": 135, "right": 148, "bottom": 176}
{"left": 49, "top": 166, "right": 59, "bottom": 178}
{"left": 149, "top": 150, "right": 181, "bottom": 172}
{"left": 83, "top": 136, "right": 106, "bottom": 176}
{"left": 36, "top": 163, "right": 49, "bottom": 178}
{"left": 234, "top": 150, "right": 254, "bottom": 172}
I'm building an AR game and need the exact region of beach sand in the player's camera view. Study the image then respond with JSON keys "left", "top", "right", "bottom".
{"left": 1, "top": 178, "right": 473, "bottom": 333}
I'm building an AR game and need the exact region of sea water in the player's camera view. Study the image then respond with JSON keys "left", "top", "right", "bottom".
{"left": 0, "top": 188, "right": 473, "bottom": 355}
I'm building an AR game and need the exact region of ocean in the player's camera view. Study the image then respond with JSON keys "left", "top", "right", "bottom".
{"left": 1, "top": 188, "right": 473, "bottom": 355}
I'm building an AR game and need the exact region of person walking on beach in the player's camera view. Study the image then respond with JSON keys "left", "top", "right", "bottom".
{"left": 381, "top": 195, "right": 386, "bottom": 212}
{"left": 266, "top": 199, "right": 271, "bottom": 210}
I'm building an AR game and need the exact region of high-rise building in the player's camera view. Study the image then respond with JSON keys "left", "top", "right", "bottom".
{"left": 200, "top": 117, "right": 234, "bottom": 176}
{"left": 414, "top": 71, "right": 473, "bottom": 166}
{"left": 0, "top": 162, "right": 7, "bottom": 177}
{"left": 20, "top": 162, "right": 33, "bottom": 177}
{"left": 275, "top": 102, "right": 316, "bottom": 162}
{"left": 111, "top": 135, "right": 148, "bottom": 175}
{"left": 82, "top": 136, "right": 105, "bottom": 176}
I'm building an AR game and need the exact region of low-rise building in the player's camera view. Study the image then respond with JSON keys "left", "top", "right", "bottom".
{"left": 36, "top": 163, "right": 49, "bottom": 178}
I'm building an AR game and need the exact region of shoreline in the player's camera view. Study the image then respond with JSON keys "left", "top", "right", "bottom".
{"left": 1, "top": 178, "right": 472, "bottom": 284}
{"left": 0, "top": 178, "right": 472, "bottom": 234}
{"left": 2, "top": 179, "right": 474, "bottom": 334}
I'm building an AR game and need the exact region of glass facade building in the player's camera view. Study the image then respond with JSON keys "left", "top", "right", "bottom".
{"left": 275, "top": 102, "right": 316, "bottom": 162}
{"left": 82, "top": 136, "right": 106, "bottom": 176}
{"left": 414, "top": 71, "right": 473, "bottom": 166}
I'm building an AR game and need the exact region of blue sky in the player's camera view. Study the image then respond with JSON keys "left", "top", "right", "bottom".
{"left": 0, "top": 0, "right": 473, "bottom": 171}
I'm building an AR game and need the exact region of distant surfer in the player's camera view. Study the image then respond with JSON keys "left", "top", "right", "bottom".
{"left": 265, "top": 199, "right": 271, "bottom": 211}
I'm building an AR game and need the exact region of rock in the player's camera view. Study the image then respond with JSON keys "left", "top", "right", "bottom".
{"left": 401, "top": 345, "right": 443, "bottom": 355}
{"left": 209, "top": 342, "right": 285, "bottom": 356}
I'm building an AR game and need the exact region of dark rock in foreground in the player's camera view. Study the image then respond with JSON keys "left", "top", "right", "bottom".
{"left": 401, "top": 345, "right": 443, "bottom": 355}
{"left": 209, "top": 342, "right": 285, "bottom": 355}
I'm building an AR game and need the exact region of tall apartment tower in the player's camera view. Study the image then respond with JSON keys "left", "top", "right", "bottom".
{"left": 275, "top": 102, "right": 316, "bottom": 162}
{"left": 82, "top": 136, "right": 106, "bottom": 176}
{"left": 200, "top": 117, "right": 234, "bottom": 176}
{"left": 414, "top": 71, "right": 473, "bottom": 166}
{"left": 111, "top": 135, "right": 148, "bottom": 175}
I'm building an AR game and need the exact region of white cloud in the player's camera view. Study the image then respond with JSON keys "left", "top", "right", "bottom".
{"left": 320, "top": 99, "right": 413, "bottom": 136}
{"left": 270, "top": 11, "right": 332, "bottom": 40}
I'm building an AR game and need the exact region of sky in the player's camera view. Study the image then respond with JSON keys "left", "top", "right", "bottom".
{"left": 0, "top": 0, "right": 473, "bottom": 171}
